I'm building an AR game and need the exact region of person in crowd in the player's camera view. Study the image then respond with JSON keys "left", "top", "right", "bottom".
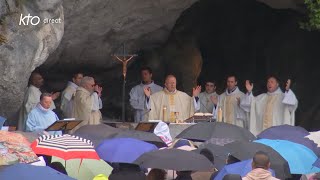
{"left": 25, "top": 93, "right": 61, "bottom": 135}
{"left": 72, "top": 76, "right": 103, "bottom": 132}
{"left": 198, "top": 80, "right": 218, "bottom": 114}
{"left": 145, "top": 74, "right": 201, "bottom": 122}
{"left": 129, "top": 67, "right": 162, "bottom": 122}
{"left": 61, "top": 72, "right": 83, "bottom": 118}
{"left": 213, "top": 75, "right": 247, "bottom": 128}
{"left": 19, "top": 72, "right": 60, "bottom": 130}
{"left": 240, "top": 76, "right": 298, "bottom": 135}
{"left": 147, "top": 169, "right": 166, "bottom": 180}
{"left": 242, "top": 151, "right": 279, "bottom": 180}
{"left": 192, "top": 148, "right": 218, "bottom": 180}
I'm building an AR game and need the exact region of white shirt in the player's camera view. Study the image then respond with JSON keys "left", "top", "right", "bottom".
{"left": 91, "top": 92, "right": 103, "bottom": 111}
{"left": 129, "top": 81, "right": 163, "bottom": 122}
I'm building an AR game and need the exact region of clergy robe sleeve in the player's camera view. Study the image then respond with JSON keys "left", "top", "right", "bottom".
{"left": 25, "top": 90, "right": 39, "bottom": 114}
{"left": 213, "top": 96, "right": 220, "bottom": 120}
{"left": 236, "top": 94, "right": 247, "bottom": 120}
{"left": 240, "top": 92, "right": 254, "bottom": 112}
{"left": 78, "top": 90, "right": 94, "bottom": 112}
{"left": 282, "top": 89, "right": 298, "bottom": 109}
{"left": 63, "top": 90, "right": 73, "bottom": 101}
{"left": 26, "top": 112, "right": 42, "bottom": 132}
{"left": 193, "top": 97, "right": 200, "bottom": 111}
{"left": 91, "top": 92, "right": 102, "bottom": 111}
{"left": 212, "top": 105, "right": 217, "bottom": 119}
{"left": 129, "top": 88, "right": 145, "bottom": 110}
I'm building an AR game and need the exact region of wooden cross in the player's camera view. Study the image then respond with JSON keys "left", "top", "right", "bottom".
{"left": 111, "top": 43, "right": 137, "bottom": 121}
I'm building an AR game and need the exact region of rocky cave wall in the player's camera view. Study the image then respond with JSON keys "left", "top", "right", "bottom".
{"left": 0, "top": 0, "right": 63, "bottom": 120}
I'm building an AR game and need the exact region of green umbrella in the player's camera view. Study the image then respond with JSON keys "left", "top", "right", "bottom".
{"left": 52, "top": 157, "right": 113, "bottom": 180}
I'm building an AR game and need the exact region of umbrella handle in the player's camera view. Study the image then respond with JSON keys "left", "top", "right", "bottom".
{"left": 78, "top": 159, "right": 84, "bottom": 174}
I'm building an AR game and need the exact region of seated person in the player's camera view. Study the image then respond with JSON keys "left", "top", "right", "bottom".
{"left": 26, "top": 93, "right": 62, "bottom": 135}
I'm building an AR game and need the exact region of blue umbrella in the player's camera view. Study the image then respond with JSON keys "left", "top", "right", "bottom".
{"left": 258, "top": 125, "right": 309, "bottom": 137}
{"left": 0, "top": 163, "right": 75, "bottom": 180}
{"left": 213, "top": 159, "right": 275, "bottom": 180}
{"left": 96, "top": 138, "right": 158, "bottom": 163}
{"left": 257, "top": 125, "right": 320, "bottom": 156}
{"left": 255, "top": 139, "right": 320, "bottom": 174}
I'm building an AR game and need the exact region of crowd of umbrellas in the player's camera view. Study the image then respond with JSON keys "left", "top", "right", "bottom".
{"left": 1, "top": 122, "right": 320, "bottom": 180}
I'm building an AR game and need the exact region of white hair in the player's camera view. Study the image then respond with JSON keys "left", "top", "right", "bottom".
{"left": 80, "top": 76, "right": 94, "bottom": 87}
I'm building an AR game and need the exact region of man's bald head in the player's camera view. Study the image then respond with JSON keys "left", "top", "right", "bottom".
{"left": 252, "top": 151, "right": 271, "bottom": 170}
{"left": 164, "top": 75, "right": 177, "bottom": 92}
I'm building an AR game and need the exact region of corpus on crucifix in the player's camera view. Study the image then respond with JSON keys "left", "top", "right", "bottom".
{"left": 111, "top": 44, "right": 137, "bottom": 121}
{"left": 113, "top": 55, "right": 135, "bottom": 80}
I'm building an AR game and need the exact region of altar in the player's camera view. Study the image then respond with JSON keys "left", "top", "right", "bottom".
{"left": 102, "top": 121, "right": 196, "bottom": 139}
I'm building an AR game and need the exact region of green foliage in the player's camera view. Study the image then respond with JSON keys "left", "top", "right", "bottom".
{"left": 300, "top": 0, "right": 320, "bottom": 31}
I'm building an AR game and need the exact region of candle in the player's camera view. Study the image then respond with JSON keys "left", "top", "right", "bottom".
{"left": 217, "top": 107, "right": 223, "bottom": 122}
{"left": 163, "top": 106, "right": 167, "bottom": 122}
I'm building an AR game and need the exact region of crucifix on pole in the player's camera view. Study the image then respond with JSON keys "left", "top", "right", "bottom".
{"left": 111, "top": 43, "right": 138, "bottom": 122}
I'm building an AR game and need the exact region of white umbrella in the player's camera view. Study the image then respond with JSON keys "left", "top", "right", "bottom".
{"left": 306, "top": 131, "right": 320, "bottom": 147}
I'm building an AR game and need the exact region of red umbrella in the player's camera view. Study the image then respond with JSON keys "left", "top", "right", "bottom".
{"left": 31, "top": 134, "right": 99, "bottom": 160}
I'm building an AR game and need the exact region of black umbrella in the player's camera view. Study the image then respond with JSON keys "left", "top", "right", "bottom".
{"left": 224, "top": 141, "right": 291, "bottom": 179}
{"left": 176, "top": 122, "right": 256, "bottom": 142}
{"left": 110, "top": 130, "right": 167, "bottom": 148}
{"left": 195, "top": 143, "right": 231, "bottom": 170}
{"left": 72, "top": 124, "right": 123, "bottom": 146}
{"left": 134, "top": 149, "right": 214, "bottom": 171}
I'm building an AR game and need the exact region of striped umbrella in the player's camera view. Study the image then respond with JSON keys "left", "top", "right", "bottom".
{"left": 31, "top": 134, "right": 100, "bottom": 160}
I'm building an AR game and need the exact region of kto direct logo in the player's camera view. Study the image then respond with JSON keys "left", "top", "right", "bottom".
{"left": 19, "top": 14, "right": 62, "bottom": 25}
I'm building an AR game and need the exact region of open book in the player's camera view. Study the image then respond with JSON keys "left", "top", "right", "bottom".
{"left": 148, "top": 120, "right": 162, "bottom": 122}
{"left": 194, "top": 112, "right": 213, "bottom": 116}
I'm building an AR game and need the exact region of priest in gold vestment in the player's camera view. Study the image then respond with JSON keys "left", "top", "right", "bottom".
{"left": 240, "top": 77, "right": 298, "bottom": 135}
{"left": 213, "top": 75, "right": 247, "bottom": 128}
{"left": 144, "top": 75, "right": 201, "bottom": 122}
